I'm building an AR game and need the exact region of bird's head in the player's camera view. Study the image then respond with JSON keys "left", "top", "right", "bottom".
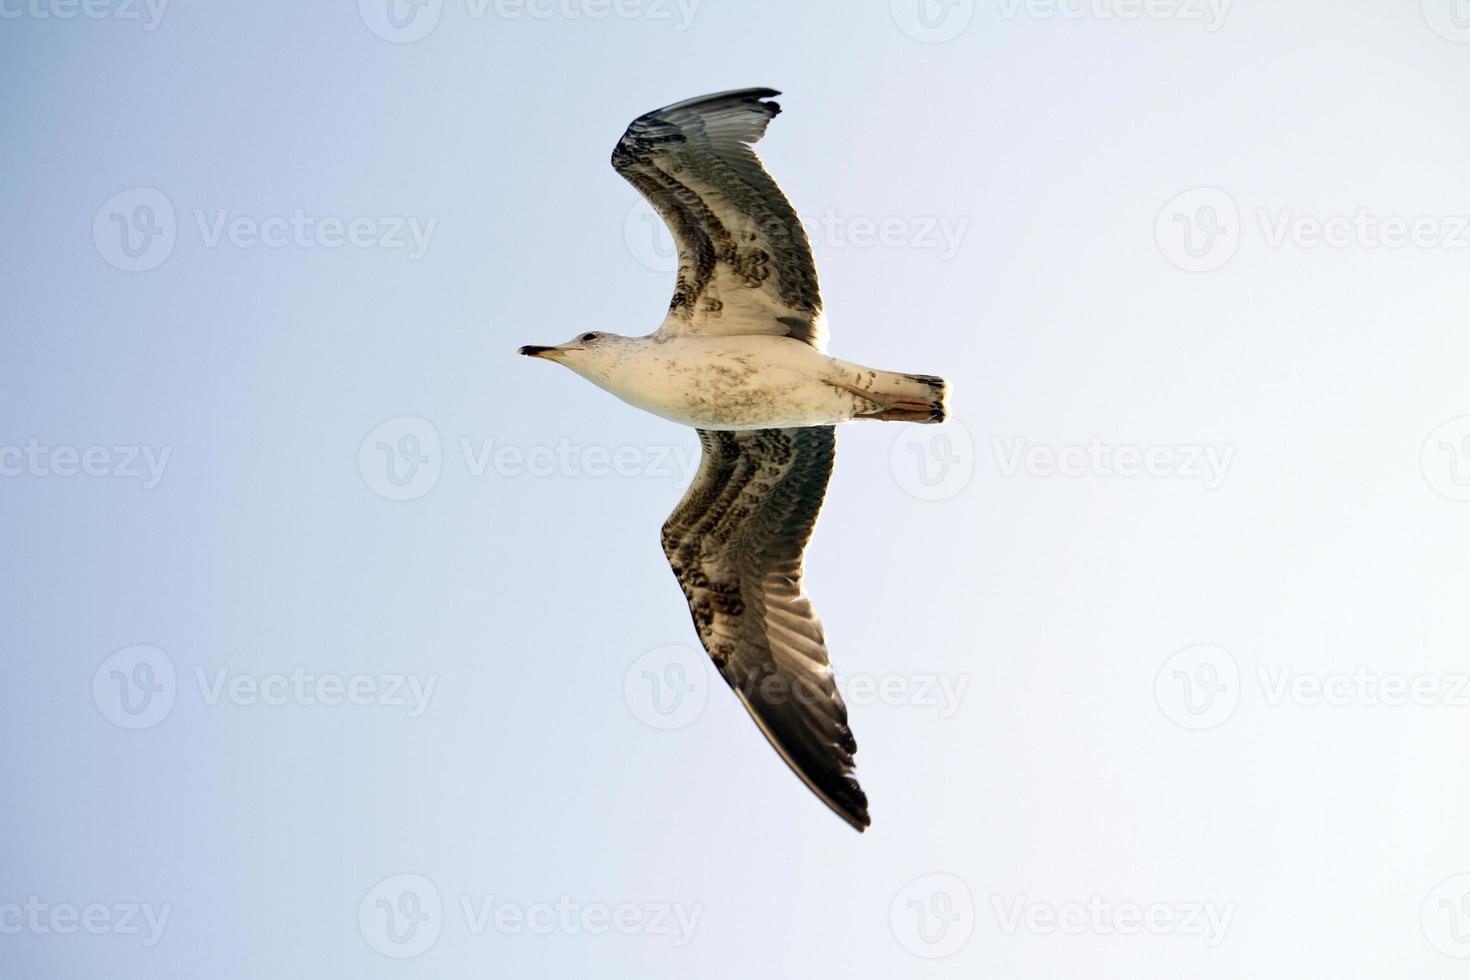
{"left": 518, "top": 331, "right": 632, "bottom": 382}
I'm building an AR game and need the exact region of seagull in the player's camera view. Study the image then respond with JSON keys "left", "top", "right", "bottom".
{"left": 519, "top": 88, "right": 950, "bottom": 832}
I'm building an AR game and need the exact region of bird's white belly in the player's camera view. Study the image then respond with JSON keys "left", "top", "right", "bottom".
{"left": 604, "top": 336, "right": 867, "bottom": 430}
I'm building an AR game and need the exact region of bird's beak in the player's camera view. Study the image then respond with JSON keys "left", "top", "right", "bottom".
{"left": 518, "top": 345, "right": 565, "bottom": 360}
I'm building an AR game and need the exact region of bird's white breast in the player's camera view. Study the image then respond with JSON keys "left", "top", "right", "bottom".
{"left": 599, "top": 335, "right": 865, "bottom": 430}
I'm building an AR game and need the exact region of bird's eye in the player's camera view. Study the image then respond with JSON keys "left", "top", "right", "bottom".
{"left": 579, "top": 332, "right": 599, "bottom": 344}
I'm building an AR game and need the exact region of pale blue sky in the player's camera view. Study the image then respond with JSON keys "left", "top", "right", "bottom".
{"left": 4, "top": 1, "right": 1470, "bottom": 977}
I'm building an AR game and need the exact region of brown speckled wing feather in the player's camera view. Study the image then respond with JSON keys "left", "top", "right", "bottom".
{"left": 660, "top": 426, "right": 868, "bottom": 831}
{"left": 611, "top": 88, "right": 827, "bottom": 351}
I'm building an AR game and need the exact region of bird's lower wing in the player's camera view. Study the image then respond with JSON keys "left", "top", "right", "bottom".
{"left": 661, "top": 426, "right": 868, "bottom": 831}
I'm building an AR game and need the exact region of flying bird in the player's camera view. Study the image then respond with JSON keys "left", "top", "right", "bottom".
{"left": 519, "top": 88, "right": 950, "bottom": 831}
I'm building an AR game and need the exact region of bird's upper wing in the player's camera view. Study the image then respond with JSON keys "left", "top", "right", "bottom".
{"left": 612, "top": 88, "right": 827, "bottom": 351}
{"left": 661, "top": 425, "right": 868, "bottom": 831}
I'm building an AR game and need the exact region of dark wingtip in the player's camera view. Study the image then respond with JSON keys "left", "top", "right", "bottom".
{"left": 824, "top": 768, "right": 871, "bottom": 832}
{"left": 657, "top": 86, "right": 783, "bottom": 115}
{"left": 839, "top": 791, "right": 872, "bottom": 833}
{"left": 747, "top": 87, "right": 782, "bottom": 115}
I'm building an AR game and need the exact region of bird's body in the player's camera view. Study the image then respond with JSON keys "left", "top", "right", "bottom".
{"left": 519, "top": 87, "right": 951, "bottom": 832}
{"left": 559, "top": 331, "right": 947, "bottom": 430}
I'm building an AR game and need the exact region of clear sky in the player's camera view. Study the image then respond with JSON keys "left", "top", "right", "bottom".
{"left": 4, "top": 1, "right": 1470, "bottom": 976}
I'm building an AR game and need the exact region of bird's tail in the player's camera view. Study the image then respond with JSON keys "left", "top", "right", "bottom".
{"left": 853, "top": 371, "right": 950, "bottom": 424}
